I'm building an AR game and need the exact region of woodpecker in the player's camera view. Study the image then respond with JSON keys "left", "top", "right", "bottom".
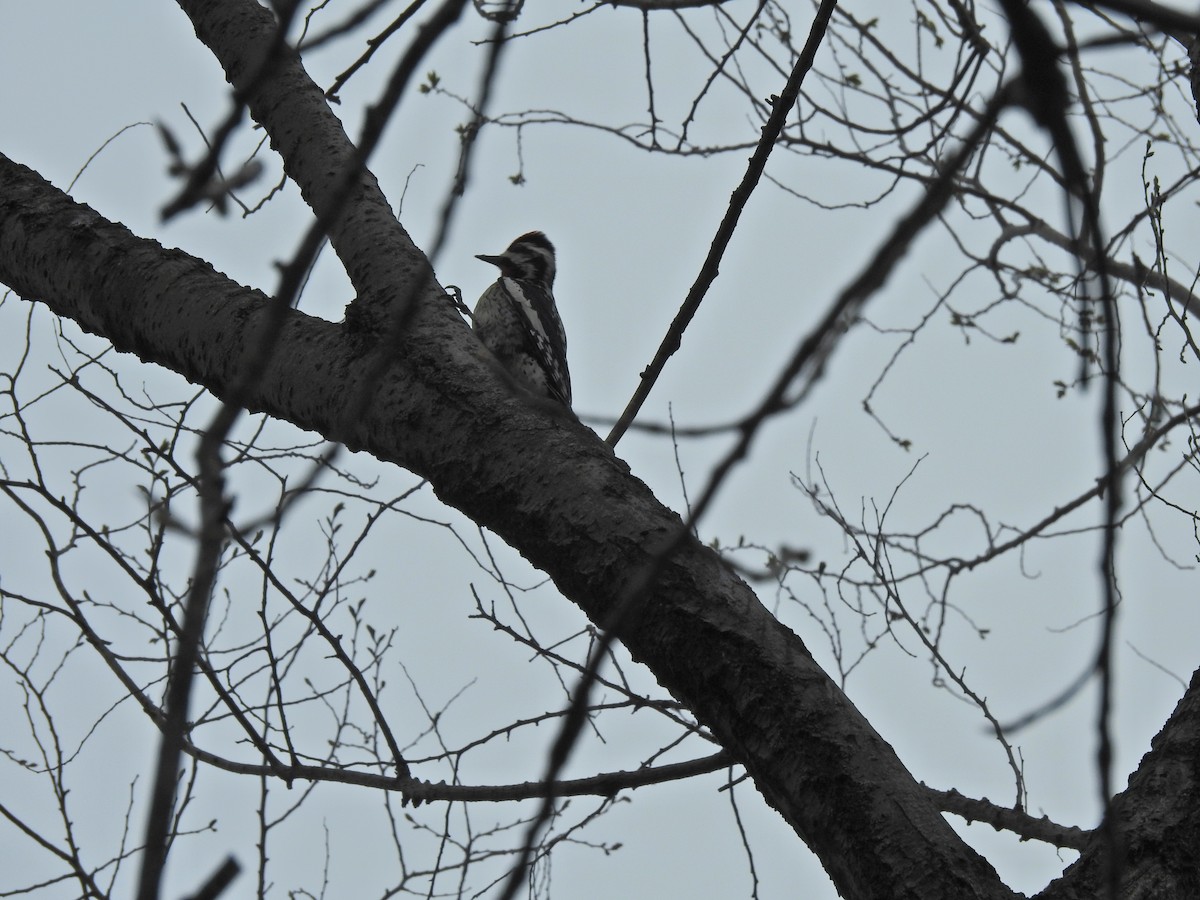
{"left": 472, "top": 231, "right": 571, "bottom": 407}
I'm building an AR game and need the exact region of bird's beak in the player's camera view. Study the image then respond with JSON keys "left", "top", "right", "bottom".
{"left": 475, "top": 253, "right": 505, "bottom": 268}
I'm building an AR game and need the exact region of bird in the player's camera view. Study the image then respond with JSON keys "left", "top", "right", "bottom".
{"left": 472, "top": 231, "right": 571, "bottom": 407}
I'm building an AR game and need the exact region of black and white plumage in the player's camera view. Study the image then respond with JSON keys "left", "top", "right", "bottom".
{"left": 472, "top": 231, "right": 571, "bottom": 407}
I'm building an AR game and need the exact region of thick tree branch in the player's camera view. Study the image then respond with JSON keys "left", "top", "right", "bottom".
{"left": 0, "top": 150, "right": 1016, "bottom": 900}
{"left": 1037, "top": 668, "right": 1200, "bottom": 900}
{"left": 175, "top": 0, "right": 435, "bottom": 332}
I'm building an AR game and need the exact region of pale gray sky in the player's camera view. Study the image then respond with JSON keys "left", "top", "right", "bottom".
{"left": 2, "top": 3, "right": 1198, "bottom": 898}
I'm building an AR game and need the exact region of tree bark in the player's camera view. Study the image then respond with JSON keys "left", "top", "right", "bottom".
{"left": 0, "top": 147, "right": 1012, "bottom": 900}
{"left": 10, "top": 0, "right": 1198, "bottom": 896}
{"left": 1037, "top": 670, "right": 1200, "bottom": 900}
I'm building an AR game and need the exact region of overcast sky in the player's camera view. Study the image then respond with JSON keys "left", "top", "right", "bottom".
{"left": 3, "top": 3, "right": 1199, "bottom": 898}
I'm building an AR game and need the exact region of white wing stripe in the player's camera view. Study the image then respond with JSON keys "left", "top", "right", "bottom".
{"left": 502, "top": 278, "right": 553, "bottom": 344}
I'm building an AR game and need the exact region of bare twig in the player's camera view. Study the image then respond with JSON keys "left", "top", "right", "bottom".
{"left": 606, "top": 0, "right": 837, "bottom": 447}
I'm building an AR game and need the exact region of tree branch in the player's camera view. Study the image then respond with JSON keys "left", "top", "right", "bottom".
{"left": 1037, "top": 668, "right": 1200, "bottom": 899}
{"left": 606, "top": 0, "right": 837, "bottom": 447}
{"left": 930, "top": 787, "right": 1090, "bottom": 851}
{"left": 0, "top": 149, "right": 1017, "bottom": 900}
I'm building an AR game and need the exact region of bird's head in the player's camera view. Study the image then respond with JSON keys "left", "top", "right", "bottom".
{"left": 476, "top": 231, "right": 556, "bottom": 289}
